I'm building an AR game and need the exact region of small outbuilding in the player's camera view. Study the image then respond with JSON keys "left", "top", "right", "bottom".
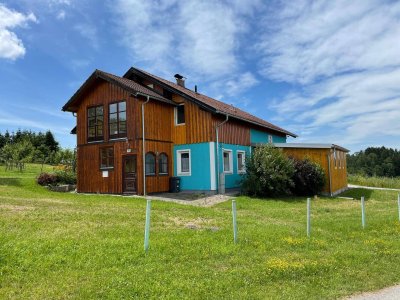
{"left": 274, "top": 143, "right": 350, "bottom": 196}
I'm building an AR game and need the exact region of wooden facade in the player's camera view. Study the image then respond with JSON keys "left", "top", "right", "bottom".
{"left": 280, "top": 146, "right": 348, "bottom": 195}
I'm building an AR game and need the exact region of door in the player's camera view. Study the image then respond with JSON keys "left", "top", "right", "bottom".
{"left": 123, "top": 156, "right": 137, "bottom": 194}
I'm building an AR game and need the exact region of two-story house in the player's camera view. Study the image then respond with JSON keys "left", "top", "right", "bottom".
{"left": 62, "top": 67, "right": 298, "bottom": 195}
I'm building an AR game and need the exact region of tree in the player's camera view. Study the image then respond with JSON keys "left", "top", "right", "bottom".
{"left": 44, "top": 130, "right": 59, "bottom": 152}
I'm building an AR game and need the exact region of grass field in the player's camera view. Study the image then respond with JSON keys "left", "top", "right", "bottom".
{"left": 1, "top": 164, "right": 400, "bottom": 299}
{"left": 348, "top": 174, "right": 400, "bottom": 189}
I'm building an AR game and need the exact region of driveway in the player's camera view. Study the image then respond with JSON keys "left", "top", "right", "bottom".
{"left": 346, "top": 285, "right": 400, "bottom": 299}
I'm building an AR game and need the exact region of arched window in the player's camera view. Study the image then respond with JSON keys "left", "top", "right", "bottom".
{"left": 145, "top": 152, "right": 155, "bottom": 175}
{"left": 158, "top": 153, "right": 168, "bottom": 175}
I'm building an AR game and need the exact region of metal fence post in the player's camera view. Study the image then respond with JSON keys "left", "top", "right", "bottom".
{"left": 144, "top": 199, "right": 151, "bottom": 252}
{"left": 232, "top": 200, "right": 238, "bottom": 244}
{"left": 397, "top": 194, "right": 400, "bottom": 222}
{"left": 361, "top": 196, "right": 366, "bottom": 229}
{"left": 307, "top": 198, "right": 311, "bottom": 237}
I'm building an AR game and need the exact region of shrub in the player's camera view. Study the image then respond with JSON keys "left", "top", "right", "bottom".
{"left": 55, "top": 170, "right": 76, "bottom": 185}
{"left": 37, "top": 172, "right": 58, "bottom": 186}
{"left": 291, "top": 158, "right": 326, "bottom": 196}
{"left": 241, "top": 144, "right": 295, "bottom": 197}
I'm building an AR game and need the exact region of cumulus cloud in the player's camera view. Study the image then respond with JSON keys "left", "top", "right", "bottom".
{"left": 258, "top": 0, "right": 400, "bottom": 148}
{"left": 0, "top": 4, "right": 37, "bottom": 60}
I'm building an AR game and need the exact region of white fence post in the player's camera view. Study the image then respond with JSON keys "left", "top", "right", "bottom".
{"left": 232, "top": 200, "right": 238, "bottom": 244}
{"left": 307, "top": 198, "right": 311, "bottom": 237}
{"left": 361, "top": 196, "right": 366, "bottom": 229}
{"left": 144, "top": 199, "right": 151, "bottom": 252}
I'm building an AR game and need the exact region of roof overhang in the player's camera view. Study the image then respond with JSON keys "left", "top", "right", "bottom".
{"left": 271, "top": 143, "right": 350, "bottom": 152}
{"left": 62, "top": 69, "right": 176, "bottom": 113}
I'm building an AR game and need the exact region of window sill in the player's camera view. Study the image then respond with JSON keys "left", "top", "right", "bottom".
{"left": 100, "top": 167, "right": 114, "bottom": 171}
{"left": 238, "top": 171, "right": 246, "bottom": 174}
{"left": 159, "top": 173, "right": 169, "bottom": 176}
{"left": 88, "top": 140, "right": 104, "bottom": 144}
{"left": 109, "top": 137, "right": 127, "bottom": 141}
{"left": 224, "top": 171, "right": 233, "bottom": 175}
{"left": 145, "top": 174, "right": 156, "bottom": 177}
{"left": 175, "top": 123, "right": 185, "bottom": 126}
{"left": 177, "top": 172, "right": 191, "bottom": 176}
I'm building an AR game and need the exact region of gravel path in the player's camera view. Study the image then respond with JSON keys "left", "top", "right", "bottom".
{"left": 145, "top": 194, "right": 234, "bottom": 207}
{"left": 348, "top": 184, "right": 400, "bottom": 191}
{"left": 346, "top": 285, "right": 400, "bottom": 300}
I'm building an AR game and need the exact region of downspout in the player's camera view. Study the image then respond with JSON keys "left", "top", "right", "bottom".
{"left": 215, "top": 114, "right": 229, "bottom": 194}
{"left": 136, "top": 93, "right": 150, "bottom": 196}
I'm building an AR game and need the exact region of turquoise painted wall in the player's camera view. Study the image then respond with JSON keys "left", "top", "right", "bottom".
{"left": 250, "top": 129, "right": 286, "bottom": 144}
{"left": 217, "top": 143, "right": 251, "bottom": 189}
{"left": 173, "top": 143, "right": 211, "bottom": 191}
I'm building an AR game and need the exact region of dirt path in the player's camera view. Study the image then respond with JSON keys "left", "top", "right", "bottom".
{"left": 346, "top": 284, "right": 400, "bottom": 299}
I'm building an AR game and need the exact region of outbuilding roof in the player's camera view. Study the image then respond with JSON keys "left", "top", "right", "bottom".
{"left": 273, "top": 143, "right": 350, "bottom": 152}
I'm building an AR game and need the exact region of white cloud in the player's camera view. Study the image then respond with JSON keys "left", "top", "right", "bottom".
{"left": 112, "top": 0, "right": 263, "bottom": 82}
{"left": 0, "top": 4, "right": 37, "bottom": 60}
{"left": 56, "top": 10, "right": 66, "bottom": 20}
{"left": 258, "top": 0, "right": 400, "bottom": 149}
{"left": 74, "top": 23, "right": 99, "bottom": 49}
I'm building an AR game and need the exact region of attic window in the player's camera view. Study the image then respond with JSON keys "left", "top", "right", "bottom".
{"left": 175, "top": 104, "right": 185, "bottom": 125}
{"left": 147, "top": 83, "right": 154, "bottom": 89}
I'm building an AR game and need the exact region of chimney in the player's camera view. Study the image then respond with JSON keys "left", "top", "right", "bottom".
{"left": 174, "top": 74, "right": 185, "bottom": 87}
{"left": 195, "top": 85, "right": 198, "bottom": 93}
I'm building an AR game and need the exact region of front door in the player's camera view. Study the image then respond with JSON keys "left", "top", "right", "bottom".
{"left": 123, "top": 156, "right": 137, "bottom": 194}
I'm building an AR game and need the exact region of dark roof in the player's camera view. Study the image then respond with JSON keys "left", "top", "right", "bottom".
{"left": 62, "top": 69, "right": 175, "bottom": 112}
{"left": 124, "top": 67, "right": 297, "bottom": 137}
{"left": 274, "top": 143, "right": 350, "bottom": 152}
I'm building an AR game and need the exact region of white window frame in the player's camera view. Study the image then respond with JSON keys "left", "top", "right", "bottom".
{"left": 268, "top": 135, "right": 273, "bottom": 143}
{"left": 174, "top": 104, "right": 185, "bottom": 126}
{"left": 177, "top": 149, "right": 191, "bottom": 176}
{"left": 237, "top": 150, "right": 246, "bottom": 174}
{"left": 223, "top": 149, "right": 233, "bottom": 174}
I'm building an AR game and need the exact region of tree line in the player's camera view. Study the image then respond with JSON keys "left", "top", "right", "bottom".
{"left": 347, "top": 147, "right": 400, "bottom": 177}
{"left": 0, "top": 129, "right": 75, "bottom": 171}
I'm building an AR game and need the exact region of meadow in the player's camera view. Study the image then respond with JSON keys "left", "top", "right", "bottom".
{"left": 1, "top": 164, "right": 400, "bottom": 299}
{"left": 348, "top": 174, "right": 400, "bottom": 189}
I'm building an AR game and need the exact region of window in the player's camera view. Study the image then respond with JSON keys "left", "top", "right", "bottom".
{"left": 223, "top": 149, "right": 233, "bottom": 173}
{"left": 88, "top": 105, "right": 104, "bottom": 142}
{"left": 237, "top": 151, "right": 246, "bottom": 173}
{"left": 145, "top": 152, "right": 156, "bottom": 175}
{"left": 175, "top": 104, "right": 185, "bottom": 125}
{"left": 109, "top": 101, "right": 127, "bottom": 139}
{"left": 268, "top": 135, "right": 273, "bottom": 143}
{"left": 158, "top": 153, "right": 168, "bottom": 175}
{"left": 100, "top": 147, "right": 114, "bottom": 169}
{"left": 177, "top": 150, "right": 191, "bottom": 176}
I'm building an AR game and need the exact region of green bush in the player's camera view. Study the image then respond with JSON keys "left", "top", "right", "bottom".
{"left": 241, "top": 144, "right": 295, "bottom": 197}
{"left": 291, "top": 158, "right": 326, "bottom": 196}
{"left": 55, "top": 170, "right": 77, "bottom": 185}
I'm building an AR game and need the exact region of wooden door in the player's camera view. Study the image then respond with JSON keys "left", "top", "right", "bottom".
{"left": 123, "top": 156, "right": 137, "bottom": 194}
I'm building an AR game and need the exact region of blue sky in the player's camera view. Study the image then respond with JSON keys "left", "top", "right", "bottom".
{"left": 0, "top": 0, "right": 399, "bottom": 153}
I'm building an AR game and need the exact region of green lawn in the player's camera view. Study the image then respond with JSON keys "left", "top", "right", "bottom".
{"left": 348, "top": 174, "right": 400, "bottom": 189}
{"left": 1, "top": 164, "right": 400, "bottom": 299}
